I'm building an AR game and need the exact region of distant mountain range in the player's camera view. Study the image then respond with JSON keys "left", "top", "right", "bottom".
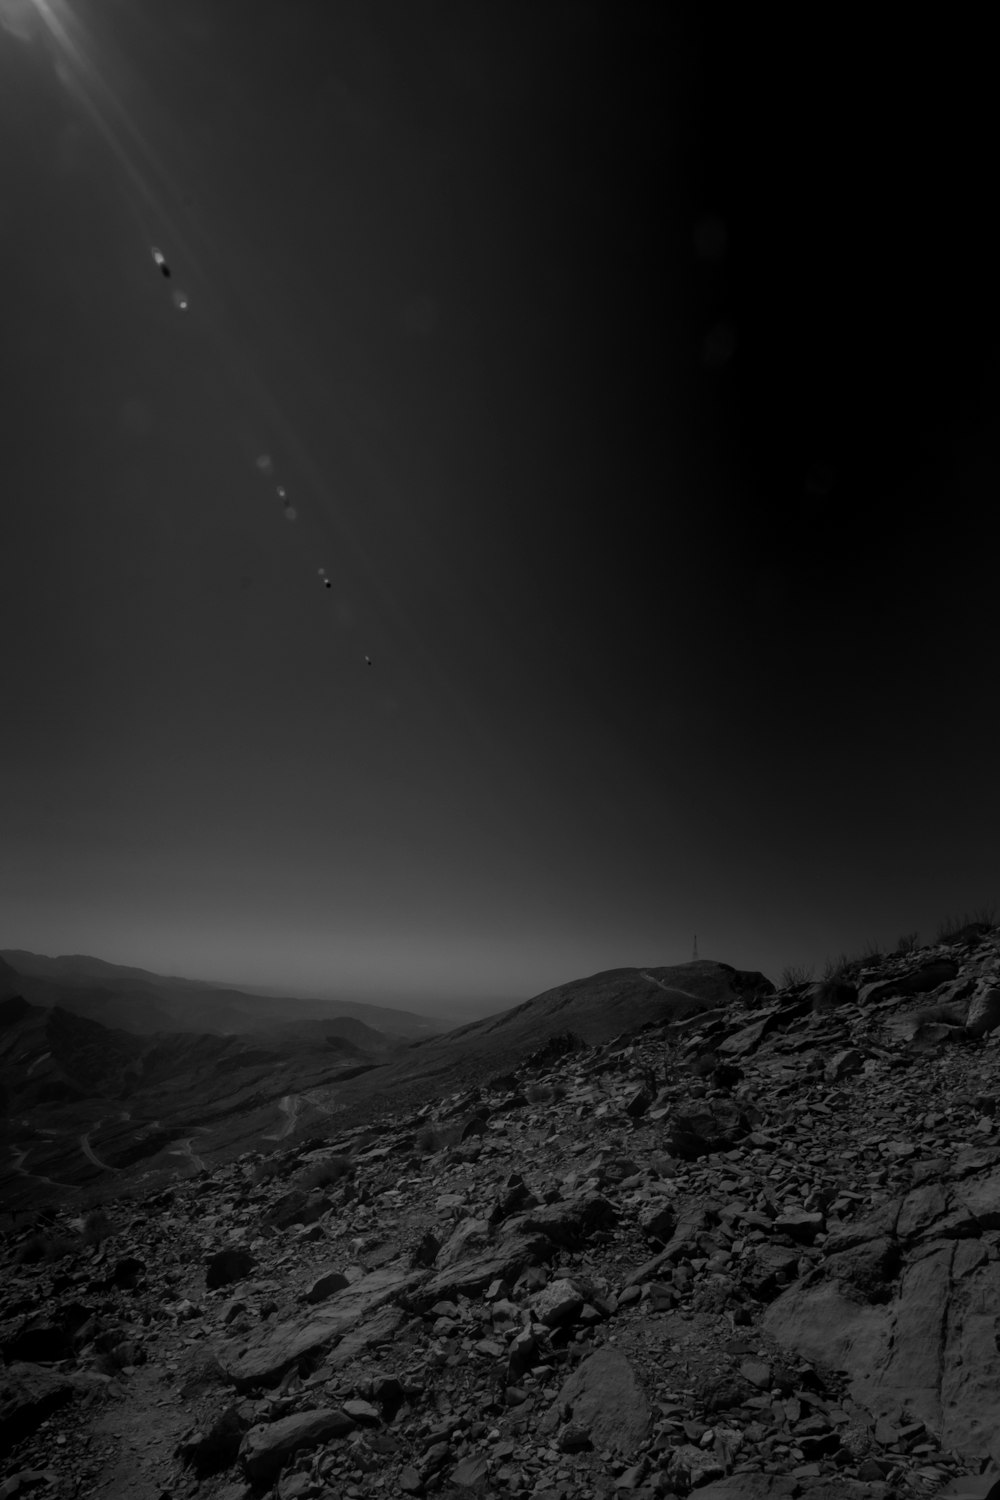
{"left": 0, "top": 950, "right": 450, "bottom": 1039}
{"left": 0, "top": 952, "right": 773, "bottom": 1217}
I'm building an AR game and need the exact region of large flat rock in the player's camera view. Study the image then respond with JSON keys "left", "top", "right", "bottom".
{"left": 762, "top": 1163, "right": 1000, "bottom": 1465}
{"left": 218, "top": 1264, "right": 428, "bottom": 1388}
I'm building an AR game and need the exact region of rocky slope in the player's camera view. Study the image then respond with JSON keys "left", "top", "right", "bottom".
{"left": 4, "top": 932, "right": 1000, "bottom": 1498}
{"left": 0, "top": 952, "right": 448, "bottom": 1039}
{"left": 0, "top": 962, "right": 767, "bottom": 1219}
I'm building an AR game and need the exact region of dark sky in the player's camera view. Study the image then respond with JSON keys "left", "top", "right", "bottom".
{"left": 1, "top": 1, "right": 997, "bottom": 1011}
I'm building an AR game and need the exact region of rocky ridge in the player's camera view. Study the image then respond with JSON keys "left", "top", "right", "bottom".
{"left": 5, "top": 929, "right": 1000, "bottom": 1498}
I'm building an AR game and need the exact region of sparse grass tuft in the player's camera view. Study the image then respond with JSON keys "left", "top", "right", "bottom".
{"left": 936, "top": 906, "right": 997, "bottom": 944}
{"left": 16, "top": 1231, "right": 79, "bottom": 1264}
{"left": 822, "top": 953, "right": 852, "bottom": 982}
{"left": 896, "top": 932, "right": 920, "bottom": 954}
{"left": 780, "top": 964, "right": 814, "bottom": 990}
{"left": 82, "top": 1209, "right": 113, "bottom": 1245}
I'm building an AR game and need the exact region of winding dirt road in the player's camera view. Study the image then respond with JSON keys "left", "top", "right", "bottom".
{"left": 264, "top": 1093, "right": 303, "bottom": 1141}
{"left": 168, "top": 1135, "right": 207, "bottom": 1171}
{"left": 79, "top": 1126, "right": 119, "bottom": 1173}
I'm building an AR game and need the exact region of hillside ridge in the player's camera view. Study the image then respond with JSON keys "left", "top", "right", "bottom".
{"left": 4, "top": 932, "right": 1000, "bottom": 1497}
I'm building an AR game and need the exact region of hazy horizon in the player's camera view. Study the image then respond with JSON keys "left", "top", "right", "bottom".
{"left": 2, "top": 5, "right": 996, "bottom": 1014}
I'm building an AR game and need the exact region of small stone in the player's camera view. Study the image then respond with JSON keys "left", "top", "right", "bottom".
{"left": 450, "top": 1453, "right": 489, "bottom": 1487}
{"left": 739, "top": 1359, "right": 772, "bottom": 1389}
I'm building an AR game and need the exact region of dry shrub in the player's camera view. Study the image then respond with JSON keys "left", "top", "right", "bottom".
{"left": 17, "top": 1232, "right": 79, "bottom": 1264}
{"left": 82, "top": 1209, "right": 113, "bottom": 1245}
{"left": 780, "top": 965, "right": 814, "bottom": 989}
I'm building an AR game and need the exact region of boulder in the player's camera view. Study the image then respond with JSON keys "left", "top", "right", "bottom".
{"left": 967, "top": 986, "right": 1000, "bottom": 1038}
{"left": 531, "top": 1278, "right": 583, "bottom": 1327}
{"left": 859, "top": 960, "right": 959, "bottom": 1004}
{"left": 304, "top": 1269, "right": 350, "bottom": 1304}
{"left": 550, "top": 1348, "right": 651, "bottom": 1456}
{"left": 205, "top": 1248, "right": 255, "bottom": 1289}
{"left": 762, "top": 1189, "right": 1000, "bottom": 1466}
{"left": 0, "top": 1364, "right": 104, "bottom": 1457}
{"left": 240, "top": 1407, "right": 355, "bottom": 1481}
{"left": 177, "top": 1404, "right": 249, "bottom": 1476}
{"left": 218, "top": 1264, "right": 427, "bottom": 1388}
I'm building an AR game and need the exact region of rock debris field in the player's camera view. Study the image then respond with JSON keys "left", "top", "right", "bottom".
{"left": 6, "top": 930, "right": 1000, "bottom": 1499}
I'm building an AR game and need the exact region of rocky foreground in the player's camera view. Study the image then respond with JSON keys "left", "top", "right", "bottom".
{"left": 5, "top": 931, "right": 1000, "bottom": 1499}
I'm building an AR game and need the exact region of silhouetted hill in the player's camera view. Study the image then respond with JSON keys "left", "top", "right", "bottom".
{"left": 0, "top": 950, "right": 447, "bottom": 1038}
{"left": 323, "top": 960, "right": 775, "bottom": 1124}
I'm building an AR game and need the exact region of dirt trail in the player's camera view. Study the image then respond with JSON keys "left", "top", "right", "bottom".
{"left": 168, "top": 1135, "right": 206, "bottom": 1171}
{"left": 264, "top": 1092, "right": 302, "bottom": 1140}
{"left": 79, "top": 1125, "right": 120, "bottom": 1173}
{"left": 8, "top": 1144, "right": 64, "bottom": 1190}
{"left": 83, "top": 1363, "right": 198, "bottom": 1499}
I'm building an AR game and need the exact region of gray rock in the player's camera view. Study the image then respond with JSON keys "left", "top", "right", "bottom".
{"left": 859, "top": 959, "right": 959, "bottom": 1004}
{"left": 967, "top": 986, "right": 1000, "bottom": 1038}
{"left": 532, "top": 1278, "right": 583, "bottom": 1327}
{"left": 414, "top": 1236, "right": 549, "bottom": 1308}
{"left": 762, "top": 1223, "right": 1000, "bottom": 1466}
{"left": 551, "top": 1348, "right": 651, "bottom": 1456}
{"left": 639, "top": 1203, "right": 676, "bottom": 1242}
{"left": 435, "top": 1217, "right": 491, "bottom": 1269}
{"left": 304, "top": 1269, "right": 349, "bottom": 1304}
{"left": 0, "top": 1363, "right": 104, "bottom": 1457}
{"left": 825, "top": 1048, "right": 865, "bottom": 1080}
{"left": 692, "top": 1481, "right": 800, "bottom": 1499}
{"left": 177, "top": 1404, "right": 249, "bottom": 1476}
{"left": 263, "top": 1188, "right": 330, "bottom": 1230}
{"left": 664, "top": 1442, "right": 725, "bottom": 1488}
{"left": 450, "top": 1453, "right": 488, "bottom": 1487}
{"left": 773, "top": 1208, "right": 824, "bottom": 1243}
{"left": 667, "top": 1101, "right": 751, "bottom": 1159}
{"left": 506, "top": 1193, "right": 619, "bottom": 1246}
{"left": 240, "top": 1407, "right": 356, "bottom": 1481}
{"left": 206, "top": 1248, "right": 255, "bottom": 1289}
{"left": 218, "top": 1264, "right": 428, "bottom": 1388}
{"left": 716, "top": 1013, "right": 779, "bottom": 1057}
{"left": 624, "top": 1085, "right": 651, "bottom": 1118}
